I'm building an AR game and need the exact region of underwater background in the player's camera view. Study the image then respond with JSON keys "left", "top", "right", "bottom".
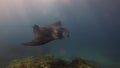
{"left": 0, "top": 0, "right": 120, "bottom": 68}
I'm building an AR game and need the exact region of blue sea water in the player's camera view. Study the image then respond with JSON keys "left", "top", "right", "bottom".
{"left": 0, "top": 0, "right": 120, "bottom": 68}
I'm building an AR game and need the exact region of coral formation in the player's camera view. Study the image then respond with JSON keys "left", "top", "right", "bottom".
{"left": 7, "top": 55, "right": 94, "bottom": 68}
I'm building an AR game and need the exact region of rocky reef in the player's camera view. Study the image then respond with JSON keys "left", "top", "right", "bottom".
{"left": 7, "top": 55, "right": 94, "bottom": 68}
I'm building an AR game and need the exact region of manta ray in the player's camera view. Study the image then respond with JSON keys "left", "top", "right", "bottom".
{"left": 22, "top": 21, "right": 70, "bottom": 46}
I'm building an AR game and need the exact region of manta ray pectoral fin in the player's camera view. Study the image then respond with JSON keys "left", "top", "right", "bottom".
{"left": 52, "top": 21, "right": 62, "bottom": 26}
{"left": 22, "top": 42, "right": 35, "bottom": 46}
{"left": 22, "top": 38, "right": 52, "bottom": 46}
{"left": 33, "top": 25, "right": 40, "bottom": 33}
{"left": 22, "top": 40, "right": 40, "bottom": 46}
{"left": 33, "top": 24, "right": 39, "bottom": 30}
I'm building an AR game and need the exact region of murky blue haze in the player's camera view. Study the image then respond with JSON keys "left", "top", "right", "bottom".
{"left": 0, "top": 0, "right": 120, "bottom": 68}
